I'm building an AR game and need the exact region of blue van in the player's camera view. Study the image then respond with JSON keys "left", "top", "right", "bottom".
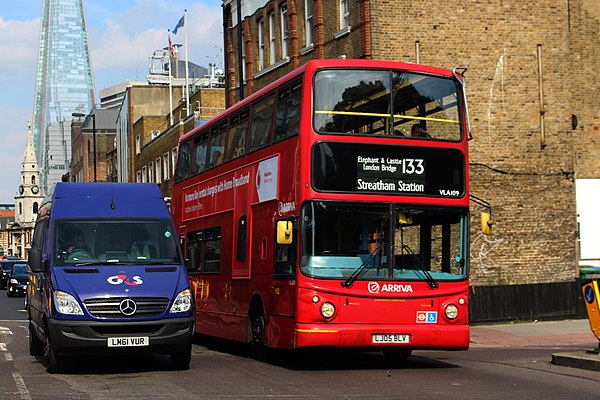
{"left": 27, "top": 183, "right": 194, "bottom": 373}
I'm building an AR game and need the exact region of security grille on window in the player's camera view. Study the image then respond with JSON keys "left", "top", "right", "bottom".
{"left": 269, "top": 13, "right": 276, "bottom": 65}
{"left": 305, "top": 0, "right": 313, "bottom": 47}
{"left": 340, "top": 0, "right": 349, "bottom": 30}
{"left": 280, "top": 4, "right": 289, "bottom": 59}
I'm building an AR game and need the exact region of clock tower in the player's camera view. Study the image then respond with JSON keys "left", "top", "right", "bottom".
{"left": 10, "top": 123, "right": 45, "bottom": 258}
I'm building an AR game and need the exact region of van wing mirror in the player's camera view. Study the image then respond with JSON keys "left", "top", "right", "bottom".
{"left": 28, "top": 247, "right": 47, "bottom": 273}
{"left": 481, "top": 212, "right": 493, "bottom": 235}
{"left": 277, "top": 221, "right": 293, "bottom": 245}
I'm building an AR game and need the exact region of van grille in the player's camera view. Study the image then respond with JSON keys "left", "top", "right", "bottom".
{"left": 84, "top": 297, "right": 170, "bottom": 319}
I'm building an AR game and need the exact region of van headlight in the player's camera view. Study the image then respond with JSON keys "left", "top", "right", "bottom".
{"left": 170, "top": 289, "right": 192, "bottom": 313}
{"left": 53, "top": 290, "right": 84, "bottom": 315}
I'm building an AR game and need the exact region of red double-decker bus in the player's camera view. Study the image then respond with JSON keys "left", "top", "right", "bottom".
{"left": 171, "top": 59, "right": 473, "bottom": 358}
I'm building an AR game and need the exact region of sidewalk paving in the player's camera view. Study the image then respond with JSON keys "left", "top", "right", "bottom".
{"left": 470, "top": 318, "right": 600, "bottom": 371}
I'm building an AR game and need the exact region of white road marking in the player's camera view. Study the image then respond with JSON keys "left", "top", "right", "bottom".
{"left": 12, "top": 373, "right": 32, "bottom": 400}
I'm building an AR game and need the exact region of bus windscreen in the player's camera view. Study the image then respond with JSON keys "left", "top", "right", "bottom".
{"left": 313, "top": 69, "right": 461, "bottom": 140}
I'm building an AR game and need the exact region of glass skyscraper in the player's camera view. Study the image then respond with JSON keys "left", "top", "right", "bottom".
{"left": 32, "top": 0, "right": 95, "bottom": 193}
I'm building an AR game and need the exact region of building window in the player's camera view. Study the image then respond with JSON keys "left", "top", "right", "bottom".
{"left": 136, "top": 170, "right": 142, "bottom": 183}
{"left": 258, "top": 19, "right": 265, "bottom": 70}
{"left": 280, "top": 4, "right": 289, "bottom": 59}
{"left": 172, "top": 148, "right": 177, "bottom": 177}
{"left": 269, "top": 12, "right": 276, "bottom": 65}
{"left": 142, "top": 166, "right": 147, "bottom": 183}
{"left": 305, "top": 0, "right": 313, "bottom": 47}
{"left": 241, "top": 27, "right": 246, "bottom": 81}
{"left": 148, "top": 163, "right": 154, "bottom": 183}
{"left": 163, "top": 152, "right": 170, "bottom": 181}
{"left": 155, "top": 158, "right": 162, "bottom": 184}
{"left": 340, "top": 0, "right": 350, "bottom": 30}
{"left": 135, "top": 135, "right": 141, "bottom": 155}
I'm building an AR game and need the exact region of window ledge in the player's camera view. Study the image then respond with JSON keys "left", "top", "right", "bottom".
{"left": 254, "top": 57, "right": 290, "bottom": 79}
{"left": 300, "top": 44, "right": 314, "bottom": 56}
{"left": 334, "top": 26, "right": 351, "bottom": 40}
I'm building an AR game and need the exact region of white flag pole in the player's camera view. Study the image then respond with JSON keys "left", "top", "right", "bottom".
{"left": 184, "top": 9, "right": 190, "bottom": 116}
{"left": 168, "top": 32, "right": 174, "bottom": 126}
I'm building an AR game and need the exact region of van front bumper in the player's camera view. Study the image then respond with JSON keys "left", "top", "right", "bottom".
{"left": 47, "top": 316, "right": 194, "bottom": 356}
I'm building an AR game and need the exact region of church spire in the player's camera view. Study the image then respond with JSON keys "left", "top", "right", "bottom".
{"left": 23, "top": 121, "right": 38, "bottom": 168}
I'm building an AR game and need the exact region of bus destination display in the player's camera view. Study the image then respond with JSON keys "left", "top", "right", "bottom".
{"left": 312, "top": 142, "right": 465, "bottom": 197}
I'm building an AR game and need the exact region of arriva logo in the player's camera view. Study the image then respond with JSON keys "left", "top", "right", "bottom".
{"left": 368, "top": 281, "right": 413, "bottom": 293}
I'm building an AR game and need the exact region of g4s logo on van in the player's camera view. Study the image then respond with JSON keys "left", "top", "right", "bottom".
{"left": 107, "top": 274, "right": 144, "bottom": 286}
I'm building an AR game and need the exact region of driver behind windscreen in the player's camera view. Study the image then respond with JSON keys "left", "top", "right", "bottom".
{"left": 67, "top": 230, "right": 90, "bottom": 254}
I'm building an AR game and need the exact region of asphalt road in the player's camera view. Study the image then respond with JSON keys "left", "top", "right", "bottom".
{"left": 1, "top": 293, "right": 599, "bottom": 399}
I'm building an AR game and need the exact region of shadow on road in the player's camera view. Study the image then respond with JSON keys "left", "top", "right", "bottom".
{"left": 194, "top": 334, "right": 460, "bottom": 371}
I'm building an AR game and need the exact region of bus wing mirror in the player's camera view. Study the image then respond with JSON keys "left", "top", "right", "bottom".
{"left": 277, "top": 221, "right": 293, "bottom": 245}
{"left": 481, "top": 212, "right": 493, "bottom": 235}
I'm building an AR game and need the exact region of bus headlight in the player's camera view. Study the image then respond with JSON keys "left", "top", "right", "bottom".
{"left": 445, "top": 304, "right": 459, "bottom": 320}
{"left": 170, "top": 289, "right": 192, "bottom": 313}
{"left": 320, "top": 302, "right": 336, "bottom": 319}
{"left": 53, "top": 290, "right": 84, "bottom": 315}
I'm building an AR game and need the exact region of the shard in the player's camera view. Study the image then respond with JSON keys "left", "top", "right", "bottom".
{"left": 32, "top": 0, "right": 95, "bottom": 193}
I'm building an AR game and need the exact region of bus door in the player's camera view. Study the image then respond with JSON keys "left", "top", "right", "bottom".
{"left": 266, "top": 218, "right": 298, "bottom": 345}
{"left": 232, "top": 175, "right": 252, "bottom": 279}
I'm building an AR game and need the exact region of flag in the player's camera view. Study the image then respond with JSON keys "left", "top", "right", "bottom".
{"left": 173, "top": 15, "right": 185, "bottom": 34}
{"left": 168, "top": 34, "right": 175, "bottom": 59}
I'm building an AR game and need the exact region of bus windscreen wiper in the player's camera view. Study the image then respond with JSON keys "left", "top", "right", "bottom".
{"left": 401, "top": 245, "right": 438, "bottom": 289}
{"left": 341, "top": 243, "right": 383, "bottom": 288}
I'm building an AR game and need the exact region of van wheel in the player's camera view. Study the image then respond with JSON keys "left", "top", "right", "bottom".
{"left": 46, "top": 336, "right": 67, "bottom": 373}
{"left": 170, "top": 346, "right": 192, "bottom": 370}
{"left": 28, "top": 322, "right": 44, "bottom": 356}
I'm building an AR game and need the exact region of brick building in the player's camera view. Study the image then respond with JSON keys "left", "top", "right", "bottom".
{"left": 70, "top": 108, "right": 119, "bottom": 183}
{"left": 221, "top": 0, "right": 599, "bottom": 320}
{"left": 131, "top": 86, "right": 226, "bottom": 199}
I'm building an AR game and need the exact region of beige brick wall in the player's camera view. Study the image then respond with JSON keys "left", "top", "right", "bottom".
{"left": 224, "top": 0, "right": 600, "bottom": 285}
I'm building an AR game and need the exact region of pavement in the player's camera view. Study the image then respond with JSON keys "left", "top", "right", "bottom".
{"left": 471, "top": 318, "right": 600, "bottom": 371}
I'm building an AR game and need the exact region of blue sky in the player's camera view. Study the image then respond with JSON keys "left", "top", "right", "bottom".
{"left": 0, "top": 0, "right": 224, "bottom": 204}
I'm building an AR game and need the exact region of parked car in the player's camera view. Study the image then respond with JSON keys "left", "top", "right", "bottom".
{"left": 7, "top": 263, "right": 28, "bottom": 297}
{"left": 1, "top": 259, "right": 26, "bottom": 289}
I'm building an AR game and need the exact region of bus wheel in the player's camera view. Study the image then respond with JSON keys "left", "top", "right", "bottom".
{"left": 28, "top": 321, "right": 44, "bottom": 356}
{"left": 383, "top": 348, "right": 412, "bottom": 360}
{"left": 249, "top": 313, "right": 268, "bottom": 359}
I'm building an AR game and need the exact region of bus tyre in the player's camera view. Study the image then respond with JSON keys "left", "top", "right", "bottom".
{"left": 383, "top": 348, "right": 412, "bottom": 361}
{"left": 170, "top": 346, "right": 192, "bottom": 370}
{"left": 46, "top": 336, "right": 67, "bottom": 374}
{"left": 249, "top": 313, "right": 268, "bottom": 360}
{"left": 28, "top": 322, "right": 44, "bottom": 356}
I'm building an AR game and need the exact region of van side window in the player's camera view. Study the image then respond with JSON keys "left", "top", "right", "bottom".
{"left": 32, "top": 217, "right": 49, "bottom": 259}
